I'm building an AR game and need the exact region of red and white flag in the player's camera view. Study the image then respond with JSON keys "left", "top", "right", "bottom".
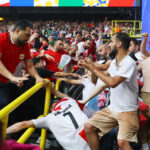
{"left": 0, "top": 0, "right": 10, "bottom": 6}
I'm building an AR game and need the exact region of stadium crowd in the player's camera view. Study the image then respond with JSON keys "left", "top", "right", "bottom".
{"left": 0, "top": 19, "right": 149, "bottom": 150}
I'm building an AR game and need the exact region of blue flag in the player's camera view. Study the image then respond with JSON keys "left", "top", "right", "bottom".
{"left": 142, "top": 0, "right": 150, "bottom": 51}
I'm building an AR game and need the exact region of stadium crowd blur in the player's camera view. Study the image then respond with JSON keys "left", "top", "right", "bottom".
{"left": 0, "top": 18, "right": 150, "bottom": 150}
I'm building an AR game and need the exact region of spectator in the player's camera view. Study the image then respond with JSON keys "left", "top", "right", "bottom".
{"left": 140, "top": 33, "right": 150, "bottom": 57}
{"left": 79, "top": 32, "right": 139, "bottom": 150}
{"left": 43, "top": 39, "right": 68, "bottom": 73}
{"left": 138, "top": 57, "right": 150, "bottom": 150}
{"left": 39, "top": 35, "right": 48, "bottom": 53}
{"left": 0, "top": 20, "right": 45, "bottom": 109}
{"left": 128, "top": 38, "right": 139, "bottom": 61}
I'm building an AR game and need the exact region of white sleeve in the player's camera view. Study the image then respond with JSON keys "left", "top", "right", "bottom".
{"left": 32, "top": 115, "right": 52, "bottom": 129}
{"left": 77, "top": 42, "right": 84, "bottom": 55}
{"left": 81, "top": 78, "right": 87, "bottom": 86}
{"left": 108, "top": 59, "right": 137, "bottom": 81}
{"left": 117, "top": 63, "right": 136, "bottom": 81}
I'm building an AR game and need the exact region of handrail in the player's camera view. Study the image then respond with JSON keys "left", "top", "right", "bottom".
{"left": 55, "top": 79, "right": 61, "bottom": 98}
{"left": 111, "top": 20, "right": 142, "bottom": 38}
{"left": 0, "top": 79, "right": 51, "bottom": 150}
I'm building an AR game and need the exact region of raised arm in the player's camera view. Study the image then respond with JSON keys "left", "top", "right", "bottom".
{"left": 140, "top": 33, "right": 150, "bottom": 57}
{"left": 79, "top": 58, "right": 126, "bottom": 88}
{"left": 7, "top": 120, "right": 34, "bottom": 134}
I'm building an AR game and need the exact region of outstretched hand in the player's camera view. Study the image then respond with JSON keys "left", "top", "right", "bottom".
{"left": 10, "top": 76, "right": 29, "bottom": 84}
{"left": 78, "top": 57, "right": 95, "bottom": 71}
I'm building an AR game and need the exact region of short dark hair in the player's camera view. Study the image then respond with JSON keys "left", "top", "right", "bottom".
{"left": 130, "top": 38, "right": 139, "bottom": 46}
{"left": 114, "top": 32, "right": 131, "bottom": 50}
{"left": 85, "top": 36, "right": 92, "bottom": 41}
{"left": 13, "top": 20, "right": 32, "bottom": 32}
{"left": 92, "top": 33, "right": 98, "bottom": 39}
{"left": 40, "top": 35, "right": 48, "bottom": 42}
{"left": 32, "top": 58, "right": 42, "bottom": 66}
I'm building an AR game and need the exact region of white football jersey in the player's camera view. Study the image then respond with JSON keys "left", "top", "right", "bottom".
{"left": 32, "top": 97, "right": 90, "bottom": 150}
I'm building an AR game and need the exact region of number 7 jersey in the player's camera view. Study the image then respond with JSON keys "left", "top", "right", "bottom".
{"left": 32, "top": 97, "right": 90, "bottom": 150}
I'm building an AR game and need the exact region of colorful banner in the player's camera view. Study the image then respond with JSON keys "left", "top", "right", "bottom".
{"left": 108, "top": 0, "right": 136, "bottom": 7}
{"left": 59, "top": 0, "right": 83, "bottom": 6}
{"left": 0, "top": 0, "right": 137, "bottom": 7}
{"left": 142, "top": 0, "right": 150, "bottom": 52}
{"left": 83, "top": 0, "right": 109, "bottom": 7}
{"left": 0, "top": 0, "right": 10, "bottom": 6}
{"left": 10, "top": 0, "right": 33, "bottom": 6}
{"left": 34, "top": 0, "right": 59, "bottom": 7}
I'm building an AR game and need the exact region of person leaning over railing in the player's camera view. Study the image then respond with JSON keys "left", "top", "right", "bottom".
{"left": 0, "top": 20, "right": 46, "bottom": 110}
{"left": 14, "top": 57, "right": 81, "bottom": 121}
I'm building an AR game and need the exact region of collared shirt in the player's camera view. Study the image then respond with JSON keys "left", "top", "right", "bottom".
{"left": 108, "top": 55, "right": 138, "bottom": 112}
{"left": 0, "top": 32, "right": 31, "bottom": 83}
{"left": 9, "top": 32, "right": 15, "bottom": 44}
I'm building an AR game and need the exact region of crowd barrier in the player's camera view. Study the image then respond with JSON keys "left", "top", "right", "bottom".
{"left": 0, "top": 79, "right": 51, "bottom": 150}
{"left": 111, "top": 20, "right": 142, "bottom": 38}
{"left": 103, "top": 20, "right": 142, "bottom": 42}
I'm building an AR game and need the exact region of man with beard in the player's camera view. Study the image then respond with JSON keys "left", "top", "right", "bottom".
{"left": 43, "top": 39, "right": 68, "bottom": 73}
{"left": 0, "top": 20, "right": 45, "bottom": 109}
{"left": 79, "top": 33, "right": 139, "bottom": 150}
{"left": 77, "top": 36, "right": 96, "bottom": 61}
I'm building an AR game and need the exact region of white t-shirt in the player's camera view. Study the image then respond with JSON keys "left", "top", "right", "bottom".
{"left": 77, "top": 42, "right": 87, "bottom": 55}
{"left": 81, "top": 77, "right": 96, "bottom": 100}
{"left": 96, "top": 60, "right": 105, "bottom": 87}
{"left": 32, "top": 97, "right": 90, "bottom": 150}
{"left": 108, "top": 55, "right": 138, "bottom": 112}
{"left": 135, "top": 51, "right": 144, "bottom": 61}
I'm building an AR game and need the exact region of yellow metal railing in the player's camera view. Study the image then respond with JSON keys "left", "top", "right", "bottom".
{"left": 0, "top": 79, "right": 51, "bottom": 150}
{"left": 111, "top": 20, "right": 142, "bottom": 38}
{"left": 103, "top": 20, "right": 142, "bottom": 42}
{"left": 55, "top": 79, "right": 61, "bottom": 98}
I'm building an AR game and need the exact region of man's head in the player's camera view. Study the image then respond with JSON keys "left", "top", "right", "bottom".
{"left": 97, "top": 44, "right": 107, "bottom": 60}
{"left": 48, "top": 34, "right": 54, "bottom": 42}
{"left": 91, "top": 33, "right": 98, "bottom": 41}
{"left": 39, "top": 35, "right": 48, "bottom": 44}
{"left": 64, "top": 43, "right": 70, "bottom": 53}
{"left": 69, "top": 44, "right": 78, "bottom": 57}
{"left": 59, "top": 32, "right": 64, "bottom": 39}
{"left": 12, "top": 20, "right": 32, "bottom": 46}
{"left": 54, "top": 40, "right": 63, "bottom": 52}
{"left": 128, "top": 38, "right": 139, "bottom": 54}
{"left": 109, "top": 32, "right": 130, "bottom": 57}
{"left": 85, "top": 36, "right": 92, "bottom": 49}
{"left": 75, "top": 32, "right": 82, "bottom": 42}
{"left": 32, "top": 58, "right": 44, "bottom": 68}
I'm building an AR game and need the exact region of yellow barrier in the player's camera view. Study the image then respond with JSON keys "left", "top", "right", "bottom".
{"left": 17, "top": 115, "right": 44, "bottom": 144}
{"left": 0, "top": 79, "right": 51, "bottom": 150}
{"left": 111, "top": 20, "right": 142, "bottom": 38}
{"left": 55, "top": 79, "right": 61, "bottom": 98}
{"left": 103, "top": 20, "right": 142, "bottom": 42}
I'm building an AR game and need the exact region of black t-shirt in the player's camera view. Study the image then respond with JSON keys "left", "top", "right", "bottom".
{"left": 21, "top": 67, "right": 55, "bottom": 91}
{"left": 129, "top": 51, "right": 138, "bottom": 61}
{"left": 16, "top": 68, "right": 55, "bottom": 121}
